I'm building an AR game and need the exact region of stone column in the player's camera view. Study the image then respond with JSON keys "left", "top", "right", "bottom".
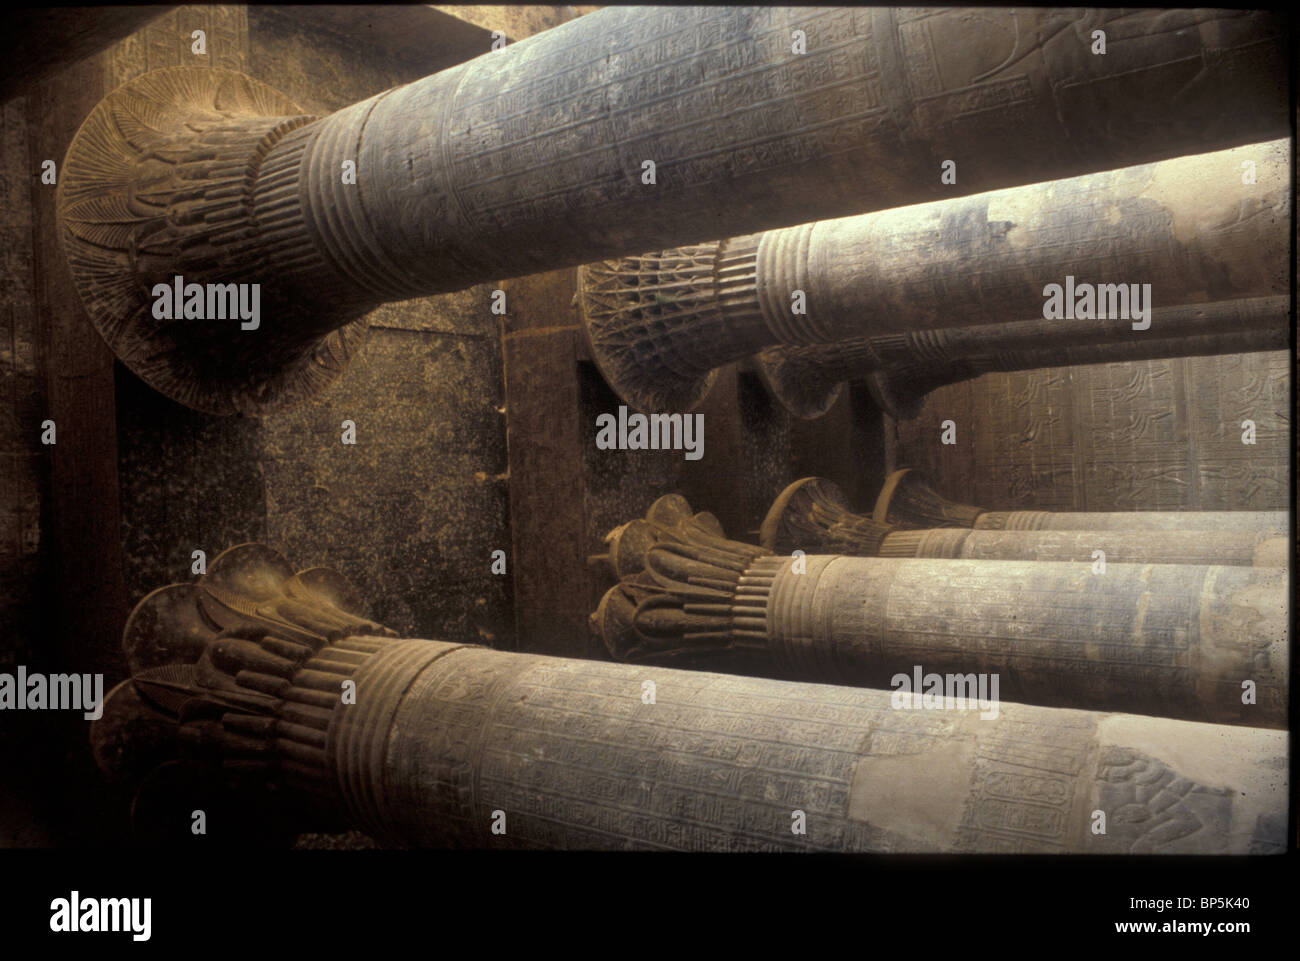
{"left": 96, "top": 544, "right": 1286, "bottom": 853}
{"left": 579, "top": 142, "right": 1288, "bottom": 413}
{"left": 756, "top": 296, "right": 1288, "bottom": 420}
{"left": 875, "top": 469, "right": 1289, "bottom": 535}
{"left": 59, "top": 7, "right": 1286, "bottom": 413}
{"left": 761, "top": 477, "right": 1288, "bottom": 567}
{"left": 593, "top": 497, "right": 1287, "bottom": 727}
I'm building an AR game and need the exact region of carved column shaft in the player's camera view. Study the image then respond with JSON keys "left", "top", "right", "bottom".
{"left": 96, "top": 543, "right": 1287, "bottom": 852}
{"left": 328, "top": 638, "right": 1285, "bottom": 852}
{"left": 253, "top": 7, "right": 1288, "bottom": 305}
{"left": 878, "top": 528, "right": 1288, "bottom": 569}
{"left": 105, "top": 632, "right": 1288, "bottom": 854}
{"left": 761, "top": 477, "right": 1287, "bottom": 567}
{"left": 595, "top": 539, "right": 1287, "bottom": 728}
{"left": 61, "top": 7, "right": 1286, "bottom": 413}
{"left": 761, "top": 554, "right": 1286, "bottom": 727}
{"left": 876, "top": 469, "right": 1288, "bottom": 535}
{"left": 758, "top": 296, "right": 1287, "bottom": 419}
{"left": 581, "top": 142, "right": 1288, "bottom": 412}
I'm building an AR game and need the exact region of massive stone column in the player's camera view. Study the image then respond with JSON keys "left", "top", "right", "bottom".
{"left": 592, "top": 496, "right": 1287, "bottom": 727}
{"left": 96, "top": 544, "right": 1286, "bottom": 853}
{"left": 761, "top": 477, "right": 1288, "bottom": 568}
{"left": 58, "top": 7, "right": 1286, "bottom": 413}
{"left": 756, "top": 296, "right": 1288, "bottom": 420}
{"left": 579, "top": 142, "right": 1288, "bottom": 413}
{"left": 876, "top": 469, "right": 1289, "bottom": 536}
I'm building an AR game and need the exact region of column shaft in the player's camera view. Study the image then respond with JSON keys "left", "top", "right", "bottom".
{"left": 60, "top": 7, "right": 1288, "bottom": 412}
{"left": 760, "top": 296, "right": 1287, "bottom": 419}
{"left": 876, "top": 469, "right": 1288, "bottom": 535}
{"left": 973, "top": 511, "right": 1288, "bottom": 533}
{"left": 801, "top": 142, "right": 1287, "bottom": 341}
{"left": 760, "top": 555, "right": 1286, "bottom": 727}
{"left": 597, "top": 549, "right": 1286, "bottom": 727}
{"left": 331, "top": 638, "right": 1285, "bottom": 853}
{"left": 580, "top": 142, "right": 1288, "bottom": 413}
{"left": 296, "top": 7, "right": 1289, "bottom": 302}
{"left": 596, "top": 497, "right": 1287, "bottom": 727}
{"left": 879, "top": 528, "right": 1286, "bottom": 569}
{"left": 761, "top": 476, "right": 1286, "bottom": 566}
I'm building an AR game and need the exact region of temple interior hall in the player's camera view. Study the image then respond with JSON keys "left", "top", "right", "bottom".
{"left": 0, "top": 5, "right": 1291, "bottom": 858}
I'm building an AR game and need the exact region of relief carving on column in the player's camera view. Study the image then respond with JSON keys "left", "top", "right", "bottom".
{"left": 92, "top": 545, "right": 1286, "bottom": 851}
{"left": 58, "top": 68, "right": 368, "bottom": 415}
{"left": 578, "top": 238, "right": 764, "bottom": 413}
{"left": 94, "top": 544, "right": 397, "bottom": 823}
{"left": 758, "top": 476, "right": 898, "bottom": 555}
{"left": 589, "top": 494, "right": 770, "bottom": 662}
{"left": 872, "top": 468, "right": 988, "bottom": 528}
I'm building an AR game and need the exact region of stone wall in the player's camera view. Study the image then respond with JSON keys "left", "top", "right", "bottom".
{"left": 889, "top": 352, "right": 1290, "bottom": 512}
{"left": 0, "top": 94, "right": 53, "bottom": 846}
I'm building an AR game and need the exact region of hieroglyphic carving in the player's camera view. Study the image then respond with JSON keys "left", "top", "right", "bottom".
{"left": 952, "top": 708, "right": 1097, "bottom": 853}
{"left": 1089, "top": 740, "right": 1288, "bottom": 855}
{"left": 101, "top": 4, "right": 250, "bottom": 83}
{"left": 1187, "top": 353, "right": 1291, "bottom": 509}
{"left": 1092, "top": 747, "right": 1236, "bottom": 854}
{"left": 895, "top": 352, "right": 1291, "bottom": 512}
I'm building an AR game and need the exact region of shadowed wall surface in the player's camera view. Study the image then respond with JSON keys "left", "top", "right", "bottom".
{"left": 888, "top": 352, "right": 1290, "bottom": 512}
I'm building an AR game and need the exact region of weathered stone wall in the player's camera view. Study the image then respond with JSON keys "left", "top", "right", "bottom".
{"left": 889, "top": 352, "right": 1290, "bottom": 512}
{"left": 0, "top": 94, "right": 54, "bottom": 846}
{"left": 0, "top": 98, "right": 42, "bottom": 694}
